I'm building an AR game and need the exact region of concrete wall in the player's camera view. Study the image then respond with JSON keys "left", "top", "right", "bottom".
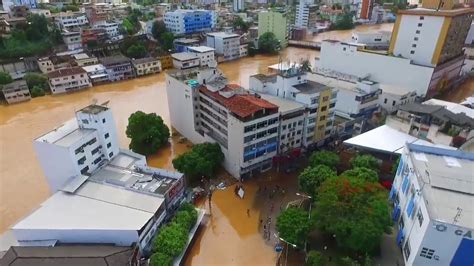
{"left": 317, "top": 41, "right": 435, "bottom": 96}
{"left": 393, "top": 15, "right": 444, "bottom": 67}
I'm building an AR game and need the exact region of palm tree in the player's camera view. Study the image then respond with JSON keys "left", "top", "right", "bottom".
{"left": 300, "top": 59, "right": 312, "bottom": 73}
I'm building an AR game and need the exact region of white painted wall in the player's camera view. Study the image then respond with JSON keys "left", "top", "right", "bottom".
{"left": 393, "top": 15, "right": 444, "bottom": 67}
{"left": 317, "top": 41, "right": 435, "bottom": 96}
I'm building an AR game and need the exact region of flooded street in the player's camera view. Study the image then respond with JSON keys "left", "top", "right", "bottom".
{"left": 0, "top": 22, "right": 471, "bottom": 265}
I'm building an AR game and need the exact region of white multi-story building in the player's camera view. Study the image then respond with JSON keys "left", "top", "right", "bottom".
{"left": 171, "top": 52, "right": 201, "bottom": 70}
{"left": 166, "top": 67, "right": 280, "bottom": 179}
{"left": 13, "top": 104, "right": 186, "bottom": 252}
{"left": 62, "top": 31, "right": 82, "bottom": 51}
{"left": 233, "top": 0, "right": 244, "bottom": 12}
{"left": 249, "top": 68, "right": 337, "bottom": 147}
{"left": 95, "top": 22, "right": 121, "bottom": 41}
{"left": 82, "top": 64, "right": 108, "bottom": 85}
{"left": 390, "top": 143, "right": 474, "bottom": 266}
{"left": 295, "top": 0, "right": 318, "bottom": 28}
{"left": 47, "top": 67, "right": 92, "bottom": 94}
{"left": 55, "top": 12, "right": 89, "bottom": 30}
{"left": 164, "top": 9, "right": 216, "bottom": 35}
{"left": 378, "top": 84, "right": 417, "bottom": 113}
{"left": 73, "top": 53, "right": 99, "bottom": 67}
{"left": 206, "top": 32, "right": 241, "bottom": 62}
{"left": 316, "top": 6, "right": 473, "bottom": 98}
{"left": 186, "top": 46, "right": 216, "bottom": 67}
{"left": 239, "top": 43, "right": 248, "bottom": 58}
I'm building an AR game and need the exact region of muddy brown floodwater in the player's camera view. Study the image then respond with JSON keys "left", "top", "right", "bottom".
{"left": 0, "top": 22, "right": 471, "bottom": 265}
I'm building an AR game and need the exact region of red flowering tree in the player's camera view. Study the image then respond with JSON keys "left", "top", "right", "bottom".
{"left": 312, "top": 175, "right": 391, "bottom": 253}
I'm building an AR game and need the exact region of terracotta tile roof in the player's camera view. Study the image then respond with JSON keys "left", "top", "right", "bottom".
{"left": 47, "top": 67, "right": 86, "bottom": 79}
{"left": 199, "top": 84, "right": 278, "bottom": 119}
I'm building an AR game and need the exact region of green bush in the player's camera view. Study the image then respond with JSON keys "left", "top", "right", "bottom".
{"left": 24, "top": 73, "right": 49, "bottom": 90}
{"left": 30, "top": 85, "right": 45, "bottom": 97}
{"left": 149, "top": 252, "right": 173, "bottom": 266}
{"left": 152, "top": 222, "right": 188, "bottom": 257}
{"left": 174, "top": 207, "right": 198, "bottom": 230}
{"left": 306, "top": 251, "right": 324, "bottom": 266}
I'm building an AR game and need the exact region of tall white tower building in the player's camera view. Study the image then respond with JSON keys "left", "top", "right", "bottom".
{"left": 233, "top": 0, "right": 244, "bottom": 12}
{"left": 295, "top": 0, "right": 318, "bottom": 28}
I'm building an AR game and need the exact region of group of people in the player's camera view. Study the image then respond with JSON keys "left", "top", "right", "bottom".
{"left": 261, "top": 216, "right": 272, "bottom": 241}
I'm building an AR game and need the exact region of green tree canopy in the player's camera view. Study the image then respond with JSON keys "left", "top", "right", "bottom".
{"left": 308, "top": 150, "right": 340, "bottom": 169}
{"left": 24, "top": 73, "right": 49, "bottom": 90}
{"left": 126, "top": 43, "right": 147, "bottom": 59}
{"left": 334, "top": 13, "right": 354, "bottom": 30}
{"left": 350, "top": 154, "right": 379, "bottom": 171}
{"left": 300, "top": 59, "right": 312, "bottom": 72}
{"left": 149, "top": 252, "right": 173, "bottom": 266}
{"left": 313, "top": 176, "right": 391, "bottom": 253}
{"left": 306, "top": 250, "right": 324, "bottom": 266}
{"left": 298, "top": 165, "right": 337, "bottom": 198}
{"left": 30, "top": 85, "right": 46, "bottom": 97}
{"left": 151, "top": 20, "right": 167, "bottom": 40}
{"left": 341, "top": 167, "right": 378, "bottom": 183}
{"left": 151, "top": 222, "right": 188, "bottom": 256}
{"left": 0, "top": 72, "right": 13, "bottom": 85}
{"left": 172, "top": 143, "right": 224, "bottom": 179}
{"left": 126, "top": 111, "right": 170, "bottom": 155}
{"left": 233, "top": 16, "right": 250, "bottom": 31}
{"left": 258, "top": 32, "right": 279, "bottom": 54}
{"left": 160, "top": 32, "right": 175, "bottom": 52}
{"left": 276, "top": 207, "right": 311, "bottom": 247}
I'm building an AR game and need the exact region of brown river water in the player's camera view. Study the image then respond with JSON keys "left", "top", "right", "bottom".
{"left": 0, "top": 23, "right": 472, "bottom": 264}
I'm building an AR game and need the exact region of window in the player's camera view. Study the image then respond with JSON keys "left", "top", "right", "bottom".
{"left": 420, "top": 16, "right": 424, "bottom": 20}
{"left": 321, "top": 106, "right": 327, "bottom": 112}
{"left": 104, "top": 133, "right": 110, "bottom": 139}
{"left": 384, "top": 98, "right": 387, "bottom": 104}
{"left": 82, "top": 119, "right": 89, "bottom": 124}
{"left": 420, "top": 247, "right": 435, "bottom": 259}
{"left": 414, "top": 37, "right": 419, "bottom": 41}
{"left": 392, "top": 100, "right": 396, "bottom": 106}
{"left": 80, "top": 166, "right": 89, "bottom": 175}
{"left": 109, "top": 152, "right": 114, "bottom": 157}
{"left": 417, "top": 208, "right": 423, "bottom": 226}
{"left": 403, "top": 239, "right": 411, "bottom": 259}
{"left": 102, "top": 118, "right": 106, "bottom": 123}
{"left": 410, "top": 50, "right": 415, "bottom": 54}
{"left": 319, "top": 115, "right": 326, "bottom": 121}
{"left": 107, "top": 142, "right": 112, "bottom": 148}
{"left": 417, "top": 23, "right": 422, "bottom": 27}
{"left": 412, "top": 44, "right": 417, "bottom": 48}
{"left": 416, "top": 30, "right": 420, "bottom": 34}
{"left": 323, "top": 96, "right": 329, "bottom": 101}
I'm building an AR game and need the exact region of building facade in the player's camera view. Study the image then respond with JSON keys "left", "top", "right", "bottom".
{"left": 206, "top": 32, "right": 241, "bottom": 61}
{"left": 62, "top": 31, "right": 82, "bottom": 51}
{"left": 390, "top": 143, "right": 474, "bottom": 266}
{"left": 186, "top": 46, "right": 216, "bottom": 67}
{"left": 249, "top": 68, "right": 337, "bottom": 147}
{"left": 1, "top": 80, "right": 31, "bottom": 104}
{"left": 132, "top": 57, "right": 162, "bottom": 76}
{"left": 295, "top": 0, "right": 318, "bottom": 29}
{"left": 171, "top": 52, "right": 201, "bottom": 69}
{"left": 258, "top": 11, "right": 289, "bottom": 48}
{"left": 54, "top": 12, "right": 89, "bottom": 30}
{"left": 13, "top": 104, "right": 186, "bottom": 253}
{"left": 82, "top": 64, "right": 109, "bottom": 85}
{"left": 99, "top": 55, "right": 134, "bottom": 81}
{"left": 166, "top": 67, "right": 280, "bottom": 179}
{"left": 47, "top": 67, "right": 92, "bottom": 94}
{"left": 233, "top": 0, "right": 244, "bottom": 12}
{"left": 164, "top": 10, "right": 216, "bottom": 35}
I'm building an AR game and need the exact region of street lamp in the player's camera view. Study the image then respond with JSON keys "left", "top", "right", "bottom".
{"left": 274, "top": 233, "right": 297, "bottom": 266}
{"left": 296, "top": 193, "right": 312, "bottom": 252}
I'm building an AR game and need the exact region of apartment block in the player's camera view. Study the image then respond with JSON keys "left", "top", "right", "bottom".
{"left": 47, "top": 67, "right": 92, "bottom": 94}
{"left": 166, "top": 67, "right": 280, "bottom": 179}
{"left": 82, "top": 64, "right": 108, "bottom": 85}
{"left": 206, "top": 32, "right": 241, "bottom": 61}
{"left": 62, "top": 31, "right": 82, "bottom": 51}
{"left": 164, "top": 10, "right": 216, "bottom": 35}
{"left": 173, "top": 38, "right": 200, "bottom": 53}
{"left": 1, "top": 80, "right": 31, "bottom": 104}
{"left": 171, "top": 52, "right": 200, "bottom": 69}
{"left": 390, "top": 143, "right": 474, "bottom": 266}
{"left": 131, "top": 57, "right": 162, "bottom": 76}
{"left": 54, "top": 11, "right": 89, "bottom": 30}
{"left": 13, "top": 104, "right": 186, "bottom": 252}
{"left": 73, "top": 53, "right": 99, "bottom": 67}
{"left": 249, "top": 67, "right": 337, "bottom": 147}
{"left": 295, "top": 0, "right": 318, "bottom": 29}
{"left": 186, "top": 46, "right": 216, "bottom": 67}
{"left": 258, "top": 11, "right": 289, "bottom": 48}
{"left": 95, "top": 22, "right": 122, "bottom": 42}
{"left": 99, "top": 55, "right": 135, "bottom": 81}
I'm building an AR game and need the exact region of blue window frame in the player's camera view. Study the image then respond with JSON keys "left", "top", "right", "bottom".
{"left": 406, "top": 197, "right": 415, "bottom": 217}
{"left": 402, "top": 175, "right": 410, "bottom": 194}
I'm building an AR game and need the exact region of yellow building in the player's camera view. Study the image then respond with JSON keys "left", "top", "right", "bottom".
{"left": 158, "top": 54, "right": 173, "bottom": 70}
